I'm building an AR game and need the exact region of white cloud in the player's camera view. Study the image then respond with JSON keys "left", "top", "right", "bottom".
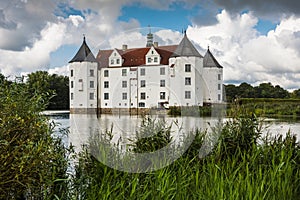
{"left": 0, "top": 21, "right": 66, "bottom": 76}
{"left": 188, "top": 10, "right": 300, "bottom": 89}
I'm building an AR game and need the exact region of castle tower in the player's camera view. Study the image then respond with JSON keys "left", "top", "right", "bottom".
{"left": 202, "top": 46, "right": 223, "bottom": 103}
{"left": 69, "top": 36, "right": 98, "bottom": 114}
{"left": 168, "top": 32, "right": 204, "bottom": 107}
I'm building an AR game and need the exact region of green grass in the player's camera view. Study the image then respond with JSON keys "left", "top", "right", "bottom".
{"left": 72, "top": 106, "right": 300, "bottom": 199}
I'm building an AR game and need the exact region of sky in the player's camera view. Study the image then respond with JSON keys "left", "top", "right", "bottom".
{"left": 0, "top": 0, "right": 300, "bottom": 90}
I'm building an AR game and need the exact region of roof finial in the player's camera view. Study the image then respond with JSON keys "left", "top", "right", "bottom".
{"left": 148, "top": 25, "right": 151, "bottom": 34}
{"left": 83, "top": 34, "right": 86, "bottom": 42}
{"left": 208, "top": 45, "right": 210, "bottom": 50}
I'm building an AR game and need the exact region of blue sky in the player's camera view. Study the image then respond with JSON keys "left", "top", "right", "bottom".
{"left": 0, "top": 0, "right": 300, "bottom": 89}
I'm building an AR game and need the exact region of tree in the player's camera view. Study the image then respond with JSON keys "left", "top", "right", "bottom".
{"left": 26, "top": 71, "right": 69, "bottom": 110}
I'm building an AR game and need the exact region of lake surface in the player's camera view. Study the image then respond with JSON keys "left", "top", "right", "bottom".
{"left": 50, "top": 113, "right": 300, "bottom": 152}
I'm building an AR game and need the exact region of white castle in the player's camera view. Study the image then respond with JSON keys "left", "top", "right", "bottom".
{"left": 69, "top": 32, "right": 223, "bottom": 114}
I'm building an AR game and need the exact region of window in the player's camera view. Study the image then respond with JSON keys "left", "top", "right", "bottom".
{"left": 185, "top": 91, "right": 191, "bottom": 99}
{"left": 71, "top": 81, "right": 74, "bottom": 88}
{"left": 140, "top": 68, "right": 145, "bottom": 76}
{"left": 90, "top": 81, "right": 94, "bottom": 88}
{"left": 218, "top": 84, "right": 221, "bottom": 90}
{"left": 140, "top": 80, "right": 146, "bottom": 87}
{"left": 160, "top": 92, "right": 166, "bottom": 100}
{"left": 148, "top": 57, "right": 151, "bottom": 63}
{"left": 160, "top": 80, "right": 165, "bottom": 87}
{"left": 110, "top": 59, "right": 114, "bottom": 65}
{"left": 104, "top": 70, "right": 109, "bottom": 77}
{"left": 122, "top": 69, "right": 127, "bottom": 76}
{"left": 104, "top": 93, "right": 109, "bottom": 100}
{"left": 122, "top": 93, "right": 127, "bottom": 100}
{"left": 160, "top": 67, "right": 165, "bottom": 75}
{"left": 140, "top": 92, "right": 146, "bottom": 100}
{"left": 89, "top": 93, "right": 94, "bottom": 100}
{"left": 122, "top": 81, "right": 127, "bottom": 88}
{"left": 117, "top": 59, "right": 120, "bottom": 64}
{"left": 154, "top": 57, "right": 158, "bottom": 62}
{"left": 70, "top": 69, "right": 73, "bottom": 77}
{"left": 90, "top": 69, "right": 94, "bottom": 77}
{"left": 104, "top": 81, "right": 109, "bottom": 88}
{"left": 218, "top": 94, "right": 221, "bottom": 101}
{"left": 185, "top": 77, "right": 191, "bottom": 85}
{"left": 71, "top": 93, "right": 73, "bottom": 100}
{"left": 218, "top": 74, "right": 221, "bottom": 80}
{"left": 139, "top": 102, "right": 145, "bottom": 107}
{"left": 185, "top": 64, "right": 191, "bottom": 72}
{"left": 78, "top": 79, "right": 83, "bottom": 91}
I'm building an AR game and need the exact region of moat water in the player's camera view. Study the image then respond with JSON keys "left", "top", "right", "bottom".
{"left": 50, "top": 113, "right": 300, "bottom": 153}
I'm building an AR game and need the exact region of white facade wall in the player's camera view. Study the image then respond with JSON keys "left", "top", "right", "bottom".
{"left": 168, "top": 57, "right": 204, "bottom": 107}
{"left": 69, "top": 62, "right": 98, "bottom": 110}
{"left": 202, "top": 67, "right": 223, "bottom": 103}
{"left": 99, "top": 65, "right": 170, "bottom": 109}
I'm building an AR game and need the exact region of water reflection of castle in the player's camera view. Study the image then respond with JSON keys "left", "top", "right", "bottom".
{"left": 68, "top": 32, "right": 223, "bottom": 114}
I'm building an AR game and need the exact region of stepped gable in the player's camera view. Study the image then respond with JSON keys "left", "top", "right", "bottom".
{"left": 69, "top": 36, "right": 97, "bottom": 63}
{"left": 96, "top": 45, "right": 178, "bottom": 67}
{"left": 171, "top": 33, "right": 203, "bottom": 58}
{"left": 203, "top": 48, "right": 223, "bottom": 68}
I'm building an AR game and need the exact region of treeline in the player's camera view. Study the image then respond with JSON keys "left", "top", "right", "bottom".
{"left": 0, "top": 71, "right": 69, "bottom": 110}
{"left": 225, "top": 82, "right": 300, "bottom": 101}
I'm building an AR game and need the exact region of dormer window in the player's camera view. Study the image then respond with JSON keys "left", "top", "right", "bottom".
{"left": 146, "top": 46, "right": 160, "bottom": 65}
{"left": 109, "top": 49, "right": 122, "bottom": 67}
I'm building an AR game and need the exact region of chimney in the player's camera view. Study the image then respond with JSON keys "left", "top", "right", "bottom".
{"left": 122, "top": 44, "right": 128, "bottom": 51}
{"left": 153, "top": 42, "right": 158, "bottom": 47}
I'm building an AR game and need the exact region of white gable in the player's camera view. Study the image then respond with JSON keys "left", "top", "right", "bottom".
{"left": 109, "top": 49, "right": 122, "bottom": 67}
{"left": 146, "top": 46, "right": 160, "bottom": 65}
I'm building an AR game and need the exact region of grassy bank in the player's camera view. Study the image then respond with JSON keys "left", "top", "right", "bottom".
{"left": 228, "top": 98, "right": 300, "bottom": 118}
{"left": 1, "top": 82, "right": 300, "bottom": 199}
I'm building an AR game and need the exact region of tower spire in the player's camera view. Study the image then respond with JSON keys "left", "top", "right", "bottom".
{"left": 146, "top": 25, "right": 153, "bottom": 47}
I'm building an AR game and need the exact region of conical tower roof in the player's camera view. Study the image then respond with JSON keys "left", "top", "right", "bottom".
{"left": 203, "top": 48, "right": 223, "bottom": 68}
{"left": 69, "top": 36, "right": 97, "bottom": 63}
{"left": 171, "top": 32, "right": 202, "bottom": 58}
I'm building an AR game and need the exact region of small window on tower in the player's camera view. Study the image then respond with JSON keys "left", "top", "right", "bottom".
{"left": 160, "top": 67, "right": 165, "bottom": 75}
{"left": 71, "top": 93, "right": 73, "bottom": 100}
{"left": 140, "top": 92, "right": 146, "bottom": 100}
{"left": 70, "top": 70, "right": 73, "bottom": 77}
{"left": 78, "top": 79, "right": 83, "bottom": 91}
{"left": 104, "top": 70, "right": 109, "bottom": 77}
{"left": 185, "top": 64, "right": 191, "bottom": 72}
{"left": 71, "top": 81, "right": 74, "bottom": 88}
{"left": 122, "top": 81, "right": 127, "bottom": 88}
{"left": 140, "top": 68, "right": 145, "bottom": 76}
{"left": 90, "top": 81, "right": 94, "bottom": 88}
{"left": 185, "top": 77, "right": 191, "bottom": 85}
{"left": 89, "top": 93, "right": 94, "bottom": 100}
{"left": 90, "top": 69, "right": 94, "bottom": 77}
{"left": 104, "top": 81, "right": 109, "bottom": 88}
{"left": 122, "top": 69, "right": 127, "bottom": 76}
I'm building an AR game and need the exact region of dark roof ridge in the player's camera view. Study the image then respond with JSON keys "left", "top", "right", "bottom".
{"left": 69, "top": 37, "right": 97, "bottom": 63}
{"left": 203, "top": 48, "right": 223, "bottom": 68}
{"left": 171, "top": 33, "right": 203, "bottom": 58}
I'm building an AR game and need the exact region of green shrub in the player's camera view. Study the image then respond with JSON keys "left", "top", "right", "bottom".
{"left": 0, "top": 83, "right": 73, "bottom": 199}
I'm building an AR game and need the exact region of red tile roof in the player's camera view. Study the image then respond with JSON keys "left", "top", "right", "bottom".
{"left": 96, "top": 45, "right": 178, "bottom": 68}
